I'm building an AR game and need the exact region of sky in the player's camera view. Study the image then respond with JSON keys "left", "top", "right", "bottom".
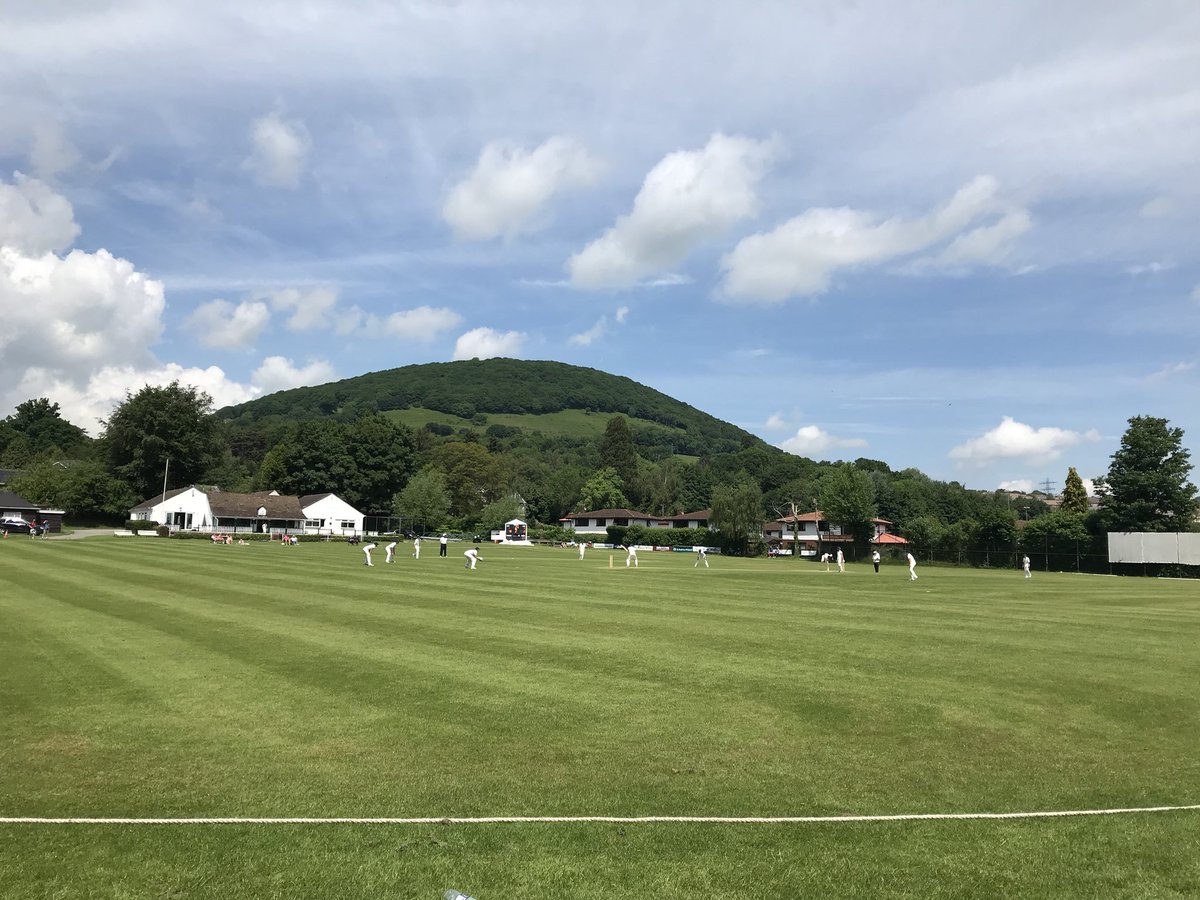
{"left": 1, "top": 0, "right": 1198, "bottom": 494}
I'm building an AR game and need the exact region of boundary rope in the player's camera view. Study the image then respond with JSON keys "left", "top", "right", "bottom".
{"left": 3, "top": 804, "right": 1198, "bottom": 825}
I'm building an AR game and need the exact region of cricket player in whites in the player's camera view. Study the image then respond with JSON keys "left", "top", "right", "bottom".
{"left": 694, "top": 546, "right": 709, "bottom": 568}
{"left": 464, "top": 546, "right": 483, "bottom": 570}
{"left": 624, "top": 544, "right": 638, "bottom": 568}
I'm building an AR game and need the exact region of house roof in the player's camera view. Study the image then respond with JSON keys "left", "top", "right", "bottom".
{"left": 131, "top": 486, "right": 193, "bottom": 511}
{"left": 208, "top": 491, "right": 305, "bottom": 520}
{"left": 658, "top": 509, "right": 712, "bottom": 521}
{"left": 873, "top": 532, "right": 910, "bottom": 544}
{"left": 566, "top": 508, "right": 657, "bottom": 519}
{"left": 299, "top": 493, "right": 333, "bottom": 506}
{"left": 0, "top": 490, "right": 38, "bottom": 511}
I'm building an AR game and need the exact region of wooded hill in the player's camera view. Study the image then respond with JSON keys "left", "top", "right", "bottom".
{"left": 217, "top": 358, "right": 763, "bottom": 458}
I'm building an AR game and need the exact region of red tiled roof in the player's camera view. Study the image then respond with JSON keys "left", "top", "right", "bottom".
{"left": 873, "top": 532, "right": 909, "bottom": 544}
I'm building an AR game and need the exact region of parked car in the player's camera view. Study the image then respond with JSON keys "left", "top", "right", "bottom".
{"left": 1, "top": 517, "right": 35, "bottom": 535}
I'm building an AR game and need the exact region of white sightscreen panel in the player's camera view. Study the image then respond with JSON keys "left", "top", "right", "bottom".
{"left": 1179, "top": 534, "right": 1200, "bottom": 566}
{"left": 1141, "top": 533, "right": 1180, "bottom": 564}
{"left": 1108, "top": 532, "right": 1200, "bottom": 564}
{"left": 1108, "top": 532, "right": 1145, "bottom": 563}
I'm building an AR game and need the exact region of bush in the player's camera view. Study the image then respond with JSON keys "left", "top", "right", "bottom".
{"left": 156, "top": 525, "right": 170, "bottom": 538}
{"left": 125, "top": 519, "right": 157, "bottom": 533}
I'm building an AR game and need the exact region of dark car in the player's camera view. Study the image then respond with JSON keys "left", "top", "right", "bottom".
{"left": 1, "top": 518, "right": 35, "bottom": 535}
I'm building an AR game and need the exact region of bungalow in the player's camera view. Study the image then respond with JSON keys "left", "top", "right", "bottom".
{"left": 562, "top": 507, "right": 660, "bottom": 536}
{"left": 765, "top": 512, "right": 896, "bottom": 556}
{"left": 130, "top": 488, "right": 365, "bottom": 536}
{"left": 653, "top": 509, "right": 712, "bottom": 530}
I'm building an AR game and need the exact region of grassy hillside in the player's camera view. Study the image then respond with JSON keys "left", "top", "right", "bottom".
{"left": 217, "top": 358, "right": 762, "bottom": 457}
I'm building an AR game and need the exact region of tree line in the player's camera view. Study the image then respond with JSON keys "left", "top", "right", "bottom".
{"left": 2, "top": 385, "right": 1195, "bottom": 561}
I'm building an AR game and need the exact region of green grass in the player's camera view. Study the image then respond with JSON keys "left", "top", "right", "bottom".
{"left": 2, "top": 539, "right": 1198, "bottom": 898}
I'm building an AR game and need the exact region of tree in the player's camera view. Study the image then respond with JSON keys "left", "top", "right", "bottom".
{"left": 392, "top": 468, "right": 450, "bottom": 534}
{"left": 710, "top": 478, "right": 764, "bottom": 556}
{"left": 1060, "top": 466, "right": 1090, "bottom": 516}
{"left": 432, "top": 441, "right": 507, "bottom": 518}
{"left": 577, "top": 466, "right": 628, "bottom": 511}
{"left": 1, "top": 398, "right": 91, "bottom": 462}
{"left": 270, "top": 420, "right": 357, "bottom": 498}
{"left": 818, "top": 463, "right": 877, "bottom": 557}
{"left": 599, "top": 415, "right": 638, "bottom": 490}
{"left": 1097, "top": 416, "right": 1198, "bottom": 532}
{"left": 103, "top": 382, "right": 225, "bottom": 500}
{"left": 345, "top": 415, "right": 418, "bottom": 513}
{"left": 11, "top": 457, "right": 136, "bottom": 521}
{"left": 478, "top": 495, "right": 525, "bottom": 532}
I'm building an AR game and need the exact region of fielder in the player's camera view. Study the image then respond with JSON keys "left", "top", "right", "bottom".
{"left": 907, "top": 552, "right": 918, "bottom": 581}
{"left": 412, "top": 536, "right": 421, "bottom": 559}
{"left": 836, "top": 548, "right": 845, "bottom": 573}
{"left": 363, "top": 542, "right": 377, "bottom": 567}
{"left": 385, "top": 541, "right": 397, "bottom": 563}
{"left": 464, "top": 546, "right": 483, "bottom": 569}
{"left": 694, "top": 546, "right": 709, "bottom": 568}
{"left": 1022, "top": 555, "right": 1032, "bottom": 578}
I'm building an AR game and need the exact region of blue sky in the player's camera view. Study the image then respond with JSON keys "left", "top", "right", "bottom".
{"left": 1, "top": 0, "right": 1198, "bottom": 493}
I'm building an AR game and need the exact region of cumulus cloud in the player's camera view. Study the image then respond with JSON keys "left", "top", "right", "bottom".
{"left": 614, "top": 305, "right": 630, "bottom": 324}
{"left": 269, "top": 287, "right": 339, "bottom": 331}
{"left": 381, "top": 306, "right": 464, "bottom": 341}
{"left": 245, "top": 112, "right": 310, "bottom": 188}
{"left": 765, "top": 413, "right": 787, "bottom": 430}
{"left": 0, "top": 172, "right": 80, "bottom": 254}
{"left": 779, "top": 425, "right": 868, "bottom": 457}
{"left": 719, "top": 175, "right": 1030, "bottom": 303}
{"left": 949, "top": 416, "right": 1100, "bottom": 467}
{"left": 13, "top": 363, "right": 259, "bottom": 436}
{"left": 453, "top": 327, "right": 526, "bottom": 360}
{"left": 187, "top": 298, "right": 271, "bottom": 349}
{"left": 251, "top": 356, "right": 336, "bottom": 395}
{"left": 567, "top": 133, "right": 777, "bottom": 289}
{"left": 444, "top": 136, "right": 602, "bottom": 240}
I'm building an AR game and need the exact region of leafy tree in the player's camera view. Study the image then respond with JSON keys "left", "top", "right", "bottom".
{"left": 432, "top": 441, "right": 507, "bottom": 518}
{"left": 645, "top": 458, "right": 686, "bottom": 515}
{"left": 1020, "top": 509, "right": 1091, "bottom": 564}
{"left": 103, "top": 382, "right": 225, "bottom": 500}
{"left": 271, "top": 420, "right": 358, "bottom": 498}
{"left": 903, "top": 515, "right": 942, "bottom": 551}
{"left": 577, "top": 466, "right": 629, "bottom": 511}
{"left": 710, "top": 477, "right": 764, "bottom": 556}
{"left": 1097, "top": 416, "right": 1199, "bottom": 532}
{"left": 818, "top": 463, "right": 877, "bottom": 556}
{"left": 11, "top": 457, "right": 136, "bottom": 521}
{"left": 345, "top": 415, "right": 418, "bottom": 513}
{"left": 974, "top": 508, "right": 1017, "bottom": 552}
{"left": 478, "top": 495, "right": 525, "bottom": 532}
{"left": 599, "top": 415, "right": 639, "bottom": 492}
{"left": 1, "top": 398, "right": 91, "bottom": 462}
{"left": 1060, "top": 466, "right": 1090, "bottom": 516}
{"left": 392, "top": 468, "right": 450, "bottom": 534}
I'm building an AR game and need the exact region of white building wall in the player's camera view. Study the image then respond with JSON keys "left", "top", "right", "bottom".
{"left": 136, "top": 488, "right": 213, "bottom": 530}
{"left": 301, "top": 494, "right": 365, "bottom": 536}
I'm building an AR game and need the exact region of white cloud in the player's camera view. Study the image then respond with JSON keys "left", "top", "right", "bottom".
{"left": 1125, "top": 261, "right": 1173, "bottom": 275}
{"left": 949, "top": 416, "right": 1101, "bottom": 467}
{"left": 765, "top": 413, "right": 787, "bottom": 430}
{"left": 381, "top": 306, "right": 463, "bottom": 341}
{"left": 997, "top": 479, "right": 1035, "bottom": 493}
{"left": 187, "top": 298, "right": 271, "bottom": 349}
{"left": 250, "top": 356, "right": 336, "bottom": 395}
{"left": 719, "top": 176, "right": 1029, "bottom": 303}
{"left": 13, "top": 362, "right": 259, "bottom": 436}
{"left": 443, "top": 136, "right": 602, "bottom": 240}
{"left": 453, "top": 327, "right": 526, "bottom": 360}
{"left": 568, "top": 133, "right": 777, "bottom": 289}
{"left": 269, "top": 287, "right": 339, "bottom": 332}
{"left": 568, "top": 317, "right": 608, "bottom": 347}
{"left": 245, "top": 112, "right": 310, "bottom": 189}
{"left": 1192, "top": 284, "right": 1200, "bottom": 302}
{"left": 0, "top": 172, "right": 80, "bottom": 255}
{"left": 569, "top": 305, "right": 630, "bottom": 346}
{"left": 779, "top": 425, "right": 868, "bottom": 457}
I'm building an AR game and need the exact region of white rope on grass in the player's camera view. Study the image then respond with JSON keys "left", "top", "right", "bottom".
{"left": 3, "top": 804, "right": 1198, "bottom": 825}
